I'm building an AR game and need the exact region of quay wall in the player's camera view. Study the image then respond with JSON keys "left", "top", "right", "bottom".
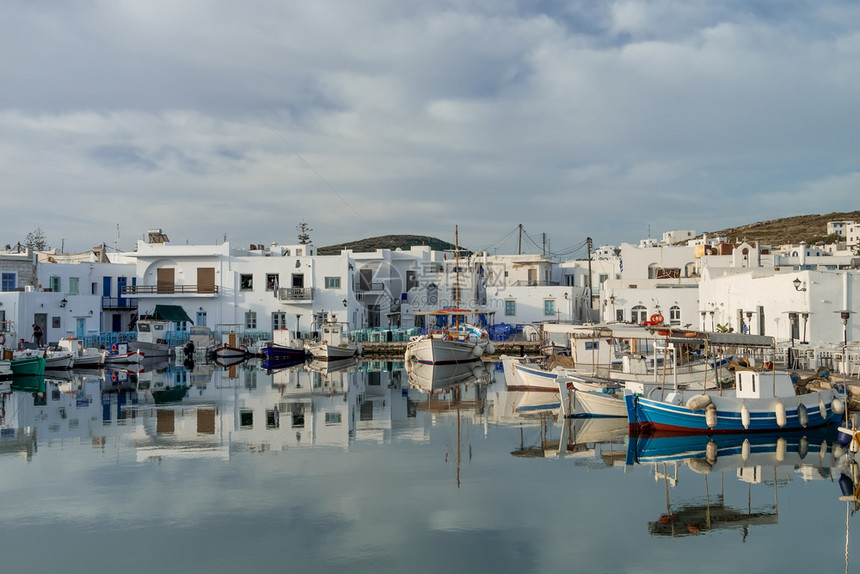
{"left": 360, "top": 340, "right": 540, "bottom": 359}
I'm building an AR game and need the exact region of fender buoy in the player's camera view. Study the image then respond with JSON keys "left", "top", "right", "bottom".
{"left": 111, "top": 343, "right": 118, "bottom": 353}
{"left": 110, "top": 372, "right": 118, "bottom": 383}
{"left": 650, "top": 313, "right": 664, "bottom": 324}
{"left": 657, "top": 330, "right": 671, "bottom": 337}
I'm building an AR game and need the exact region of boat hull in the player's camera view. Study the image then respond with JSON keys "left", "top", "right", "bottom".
{"left": 10, "top": 356, "right": 46, "bottom": 377}
{"left": 406, "top": 337, "right": 482, "bottom": 365}
{"left": 261, "top": 344, "right": 306, "bottom": 360}
{"left": 625, "top": 389, "right": 845, "bottom": 435}
{"left": 308, "top": 344, "right": 356, "bottom": 360}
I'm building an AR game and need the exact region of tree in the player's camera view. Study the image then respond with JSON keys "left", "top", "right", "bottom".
{"left": 297, "top": 220, "right": 313, "bottom": 245}
{"left": 25, "top": 228, "right": 50, "bottom": 250}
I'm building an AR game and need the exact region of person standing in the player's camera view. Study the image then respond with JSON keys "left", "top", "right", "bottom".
{"left": 32, "top": 323, "right": 43, "bottom": 347}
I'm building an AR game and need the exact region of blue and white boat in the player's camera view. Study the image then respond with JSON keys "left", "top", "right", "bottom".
{"left": 625, "top": 332, "right": 847, "bottom": 435}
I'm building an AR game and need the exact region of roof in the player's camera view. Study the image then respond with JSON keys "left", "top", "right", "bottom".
{"left": 152, "top": 305, "right": 193, "bottom": 324}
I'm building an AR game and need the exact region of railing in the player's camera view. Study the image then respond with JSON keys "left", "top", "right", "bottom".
{"left": 101, "top": 297, "right": 139, "bottom": 309}
{"left": 277, "top": 287, "right": 314, "bottom": 301}
{"left": 510, "top": 280, "right": 561, "bottom": 287}
{"left": 356, "top": 281, "right": 385, "bottom": 292}
{"left": 122, "top": 285, "right": 219, "bottom": 295}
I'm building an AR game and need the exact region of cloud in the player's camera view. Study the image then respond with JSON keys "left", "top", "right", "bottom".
{"left": 2, "top": 1, "right": 859, "bottom": 253}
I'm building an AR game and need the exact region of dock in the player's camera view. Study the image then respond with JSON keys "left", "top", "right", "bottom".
{"left": 359, "top": 340, "right": 540, "bottom": 359}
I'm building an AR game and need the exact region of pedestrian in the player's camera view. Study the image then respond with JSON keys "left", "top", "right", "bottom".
{"left": 32, "top": 323, "right": 43, "bottom": 347}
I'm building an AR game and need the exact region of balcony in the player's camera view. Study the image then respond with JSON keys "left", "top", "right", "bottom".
{"left": 277, "top": 287, "right": 314, "bottom": 302}
{"left": 102, "top": 297, "right": 139, "bottom": 310}
{"left": 122, "top": 285, "right": 220, "bottom": 296}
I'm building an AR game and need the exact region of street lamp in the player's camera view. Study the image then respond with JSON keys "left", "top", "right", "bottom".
{"left": 59, "top": 298, "right": 67, "bottom": 308}
{"left": 793, "top": 278, "right": 806, "bottom": 292}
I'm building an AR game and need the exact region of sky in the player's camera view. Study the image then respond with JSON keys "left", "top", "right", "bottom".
{"left": 2, "top": 1, "right": 859, "bottom": 258}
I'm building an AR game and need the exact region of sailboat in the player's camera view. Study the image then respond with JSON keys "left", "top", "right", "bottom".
{"left": 405, "top": 226, "right": 493, "bottom": 365}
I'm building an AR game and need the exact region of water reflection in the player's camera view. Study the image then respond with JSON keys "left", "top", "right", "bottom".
{"left": 628, "top": 429, "right": 845, "bottom": 538}
{"left": 3, "top": 358, "right": 860, "bottom": 572}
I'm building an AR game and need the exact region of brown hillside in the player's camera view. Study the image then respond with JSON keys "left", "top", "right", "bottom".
{"left": 705, "top": 211, "right": 860, "bottom": 246}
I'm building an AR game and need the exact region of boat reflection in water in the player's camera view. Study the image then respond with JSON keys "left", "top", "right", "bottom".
{"left": 405, "top": 360, "right": 492, "bottom": 394}
{"left": 511, "top": 415, "right": 628, "bottom": 466}
{"left": 627, "top": 428, "right": 850, "bottom": 537}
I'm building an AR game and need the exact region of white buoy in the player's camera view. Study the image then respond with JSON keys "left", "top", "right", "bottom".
{"left": 833, "top": 444, "right": 845, "bottom": 459}
{"left": 776, "top": 437, "right": 787, "bottom": 462}
{"left": 472, "top": 344, "right": 484, "bottom": 357}
{"left": 705, "top": 403, "right": 718, "bottom": 429}
{"left": 832, "top": 398, "right": 845, "bottom": 415}
{"left": 775, "top": 401, "right": 787, "bottom": 428}
{"left": 706, "top": 440, "right": 718, "bottom": 464}
{"left": 741, "top": 403, "right": 750, "bottom": 430}
{"left": 485, "top": 341, "right": 495, "bottom": 355}
{"left": 819, "top": 399, "right": 827, "bottom": 420}
{"left": 797, "top": 403, "right": 809, "bottom": 428}
{"left": 742, "top": 438, "right": 751, "bottom": 462}
{"left": 686, "top": 394, "right": 712, "bottom": 412}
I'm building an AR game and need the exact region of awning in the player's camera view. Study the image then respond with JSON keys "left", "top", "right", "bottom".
{"left": 152, "top": 304, "right": 193, "bottom": 324}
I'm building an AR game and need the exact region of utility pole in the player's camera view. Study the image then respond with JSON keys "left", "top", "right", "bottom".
{"left": 517, "top": 224, "right": 522, "bottom": 255}
{"left": 541, "top": 233, "right": 546, "bottom": 258}
{"left": 586, "top": 237, "right": 593, "bottom": 314}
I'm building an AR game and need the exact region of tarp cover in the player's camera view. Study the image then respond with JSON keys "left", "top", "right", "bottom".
{"left": 153, "top": 305, "right": 193, "bottom": 324}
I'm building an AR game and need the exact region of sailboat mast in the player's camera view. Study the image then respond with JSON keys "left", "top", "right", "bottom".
{"left": 455, "top": 225, "right": 460, "bottom": 308}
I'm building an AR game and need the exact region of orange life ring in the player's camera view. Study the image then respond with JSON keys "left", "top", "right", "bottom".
{"left": 111, "top": 343, "right": 118, "bottom": 353}
{"left": 650, "top": 313, "right": 664, "bottom": 324}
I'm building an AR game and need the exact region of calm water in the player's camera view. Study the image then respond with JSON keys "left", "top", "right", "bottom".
{"left": 2, "top": 359, "right": 859, "bottom": 574}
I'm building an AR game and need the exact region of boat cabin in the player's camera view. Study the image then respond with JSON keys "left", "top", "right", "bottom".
{"left": 736, "top": 370, "right": 794, "bottom": 400}
{"left": 136, "top": 319, "right": 175, "bottom": 345}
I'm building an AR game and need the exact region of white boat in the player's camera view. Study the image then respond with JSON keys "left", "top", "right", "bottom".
{"left": 503, "top": 355, "right": 626, "bottom": 417}
{"left": 557, "top": 371, "right": 627, "bottom": 418}
{"left": 13, "top": 348, "right": 74, "bottom": 370}
{"left": 306, "top": 321, "right": 359, "bottom": 360}
{"left": 130, "top": 318, "right": 175, "bottom": 358}
{"left": 405, "top": 309, "right": 494, "bottom": 365}
{"left": 212, "top": 324, "right": 251, "bottom": 360}
{"left": 104, "top": 342, "right": 145, "bottom": 364}
{"left": 57, "top": 338, "right": 106, "bottom": 368}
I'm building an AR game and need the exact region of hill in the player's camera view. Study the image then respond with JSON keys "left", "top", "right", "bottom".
{"left": 317, "top": 234, "right": 459, "bottom": 255}
{"left": 704, "top": 211, "right": 860, "bottom": 246}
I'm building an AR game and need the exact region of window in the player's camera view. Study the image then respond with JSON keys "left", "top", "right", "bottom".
{"left": 632, "top": 305, "right": 647, "bottom": 324}
{"left": 239, "top": 409, "right": 254, "bottom": 429}
{"left": 196, "top": 311, "right": 207, "bottom": 326}
{"left": 91, "top": 282, "right": 97, "bottom": 295}
{"left": 245, "top": 311, "right": 257, "bottom": 329}
{"left": 615, "top": 309, "right": 624, "bottom": 322}
{"left": 69, "top": 277, "right": 79, "bottom": 295}
{"left": 240, "top": 274, "right": 253, "bottom": 291}
{"left": 49, "top": 276, "right": 61, "bottom": 292}
{"left": 1, "top": 273, "right": 14, "bottom": 291}
{"left": 272, "top": 312, "right": 286, "bottom": 330}
{"left": 0, "top": 310, "right": 6, "bottom": 330}
{"left": 324, "top": 276, "right": 341, "bottom": 289}
{"left": 505, "top": 300, "right": 516, "bottom": 316}
{"left": 406, "top": 270, "right": 418, "bottom": 290}
{"left": 544, "top": 299, "right": 555, "bottom": 316}
{"left": 266, "top": 273, "right": 279, "bottom": 291}
{"left": 266, "top": 409, "right": 279, "bottom": 429}
{"left": 669, "top": 305, "right": 681, "bottom": 326}
{"left": 325, "top": 412, "right": 342, "bottom": 425}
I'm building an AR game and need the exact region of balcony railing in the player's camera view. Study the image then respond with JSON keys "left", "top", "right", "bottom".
{"left": 277, "top": 287, "right": 314, "bottom": 301}
{"left": 510, "top": 280, "right": 561, "bottom": 287}
{"left": 122, "top": 285, "right": 220, "bottom": 295}
{"left": 102, "top": 297, "right": 139, "bottom": 309}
